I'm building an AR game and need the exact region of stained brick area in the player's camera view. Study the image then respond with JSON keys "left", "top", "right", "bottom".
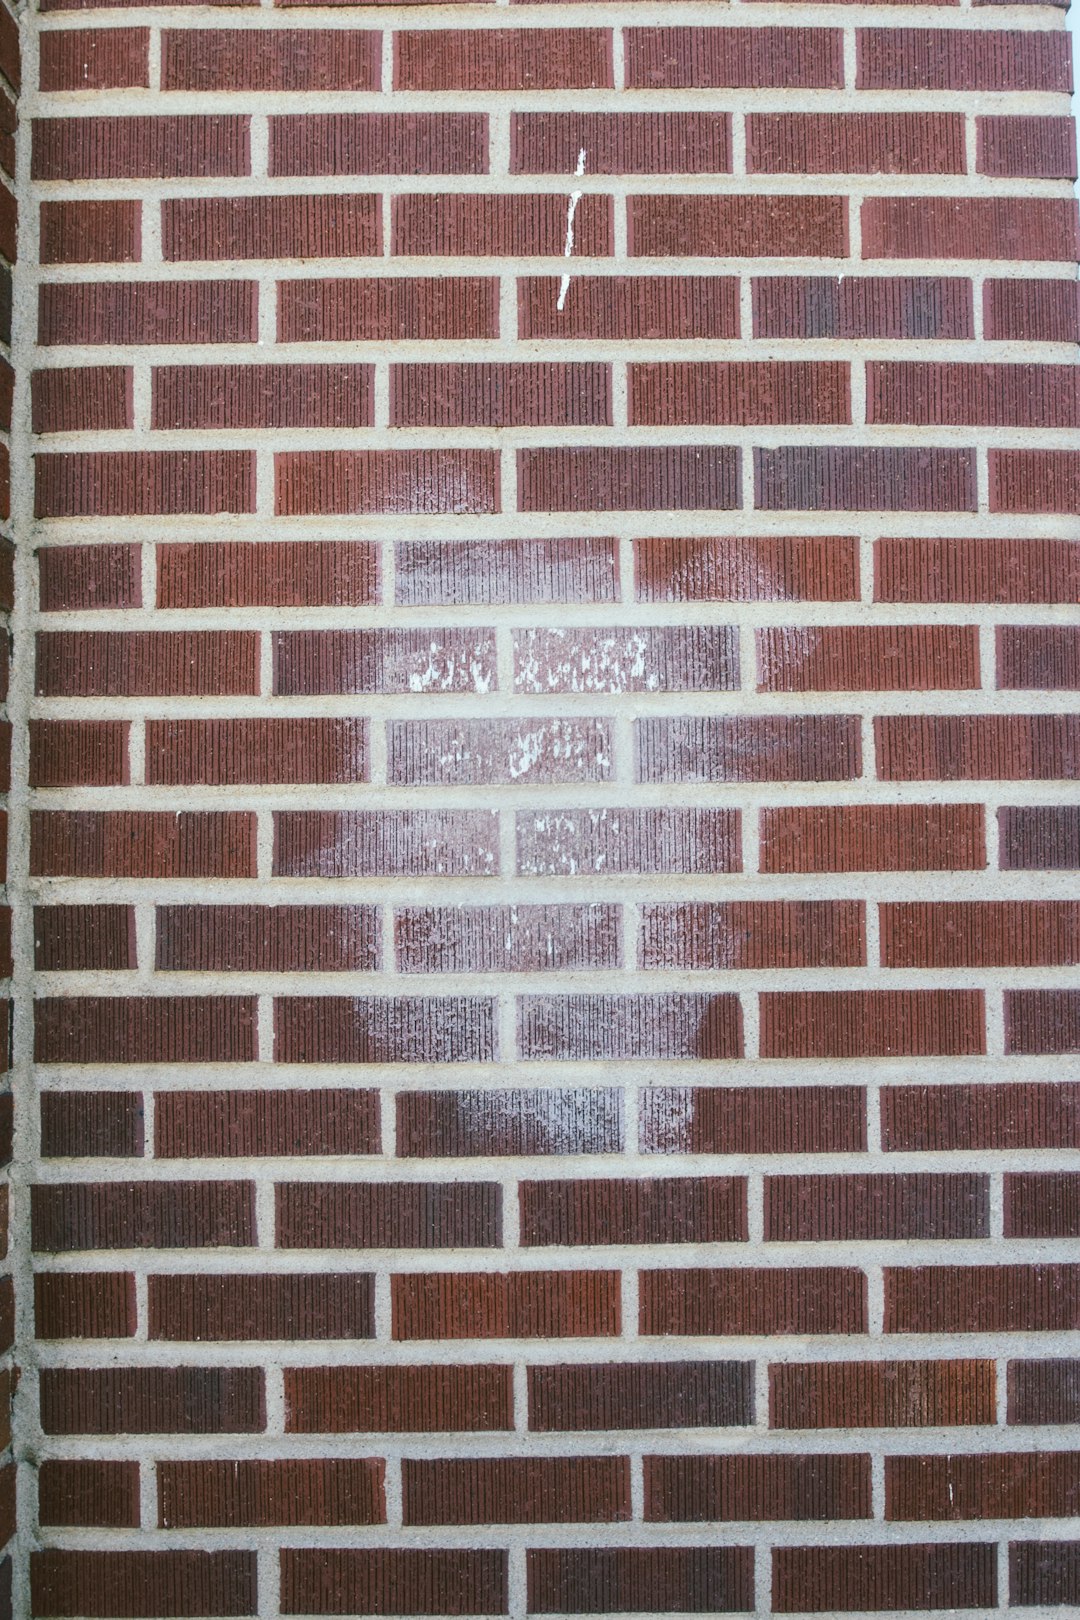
{"left": 14, "top": 0, "right": 1080, "bottom": 1613}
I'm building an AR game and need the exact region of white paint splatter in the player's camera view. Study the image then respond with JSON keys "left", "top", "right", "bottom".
{"left": 557, "top": 148, "right": 587, "bottom": 312}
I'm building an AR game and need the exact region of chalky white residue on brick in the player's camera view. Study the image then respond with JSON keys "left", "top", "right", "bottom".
{"left": 556, "top": 148, "right": 587, "bottom": 313}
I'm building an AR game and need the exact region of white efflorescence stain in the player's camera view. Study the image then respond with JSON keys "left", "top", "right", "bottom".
{"left": 556, "top": 148, "right": 587, "bottom": 312}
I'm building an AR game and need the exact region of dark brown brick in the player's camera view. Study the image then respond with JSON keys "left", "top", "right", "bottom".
{"left": 755, "top": 275, "right": 973, "bottom": 340}
{"left": 156, "top": 1090, "right": 379, "bottom": 1159}
{"left": 1000, "top": 807, "right": 1080, "bottom": 870}
{"left": 641, "top": 1268, "right": 866, "bottom": 1336}
{"left": 159, "top": 1460, "right": 383, "bottom": 1528}
{"left": 392, "top": 362, "right": 611, "bottom": 427}
{"left": 29, "top": 720, "right": 129, "bottom": 788}
{"left": 1008, "top": 1361, "right": 1080, "bottom": 1426}
{"left": 876, "top": 715, "right": 1080, "bottom": 780}
{"left": 157, "top": 541, "right": 377, "bottom": 608}
{"left": 1005, "top": 1172, "right": 1080, "bottom": 1238}
{"left": 1010, "top": 1543, "right": 1080, "bottom": 1608}
{"left": 148, "top": 1274, "right": 374, "bottom": 1341}
{"left": 761, "top": 989, "right": 985, "bottom": 1058}
{"left": 529, "top": 1362, "right": 753, "bottom": 1432}
{"left": 281, "top": 1550, "right": 506, "bottom": 1618}
{"left": 765, "top": 1173, "right": 988, "bottom": 1240}
{"left": 34, "top": 997, "right": 257, "bottom": 1065}
{"left": 40, "top": 199, "right": 140, "bottom": 264}
{"left": 163, "top": 28, "right": 380, "bottom": 90}
{"left": 31, "top": 1551, "right": 257, "bottom": 1619}
{"left": 761, "top": 804, "right": 985, "bottom": 873}
{"left": 32, "top": 1181, "right": 255, "bottom": 1251}
{"left": 883, "top": 901, "right": 1080, "bottom": 967}
{"left": 403, "top": 1457, "right": 630, "bottom": 1525}
{"left": 886, "top": 1265, "right": 1080, "bottom": 1333}
{"left": 39, "top": 1367, "right": 265, "bottom": 1434}
{"left": 1006, "top": 990, "right": 1080, "bottom": 1054}
{"left": 888, "top": 1452, "right": 1080, "bottom": 1521}
{"left": 773, "top": 1543, "right": 995, "bottom": 1614}
{"left": 528, "top": 1548, "right": 753, "bottom": 1615}
{"left": 639, "top": 1086, "right": 866, "bottom": 1156}
{"left": 520, "top": 1177, "right": 746, "bottom": 1246}
{"left": 276, "top": 1182, "right": 500, "bottom": 1249}
{"left": 152, "top": 363, "right": 374, "bottom": 430}
{"left": 39, "top": 1461, "right": 141, "bottom": 1528}
{"left": 771, "top": 1360, "right": 995, "bottom": 1430}
{"left": 35, "top": 451, "right": 255, "bottom": 518}
{"left": 641, "top": 901, "right": 863, "bottom": 969}
{"left": 30, "top": 811, "right": 257, "bottom": 879}
{"left": 271, "top": 113, "right": 487, "bottom": 176}
{"left": 883, "top": 1083, "right": 1080, "bottom": 1152}
{"left": 145, "top": 718, "right": 368, "bottom": 786}
{"left": 155, "top": 905, "right": 379, "bottom": 972}
{"left": 519, "top": 446, "right": 739, "bottom": 513}
{"left": 33, "top": 368, "right": 133, "bottom": 434}
{"left": 34, "top": 905, "right": 136, "bottom": 971}
{"left": 519, "top": 276, "right": 738, "bottom": 341}
{"left": 35, "top": 1272, "right": 136, "bottom": 1338}
{"left": 39, "top": 280, "right": 258, "bottom": 346}
{"left": 876, "top": 536, "right": 1080, "bottom": 604}
{"left": 999, "top": 626, "right": 1080, "bottom": 689}
{"left": 646, "top": 1454, "right": 870, "bottom": 1521}
{"left": 40, "top": 1092, "right": 144, "bottom": 1159}
{"left": 285, "top": 1365, "right": 513, "bottom": 1434}
{"left": 635, "top": 535, "right": 859, "bottom": 602}
{"left": 393, "top": 1270, "right": 620, "bottom": 1341}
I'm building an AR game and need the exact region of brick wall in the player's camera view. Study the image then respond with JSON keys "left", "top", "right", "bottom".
{"left": 10, "top": 0, "right": 1080, "bottom": 1613}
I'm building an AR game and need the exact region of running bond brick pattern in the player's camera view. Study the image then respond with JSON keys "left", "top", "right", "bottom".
{"left": 8, "top": 0, "right": 1080, "bottom": 1610}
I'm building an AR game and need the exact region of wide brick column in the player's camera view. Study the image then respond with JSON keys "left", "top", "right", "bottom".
{"left": 8, "top": 0, "right": 1080, "bottom": 1614}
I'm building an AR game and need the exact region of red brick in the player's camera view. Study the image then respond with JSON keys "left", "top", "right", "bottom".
{"left": 0, "top": 7, "right": 14, "bottom": 87}
{"left": 636, "top": 535, "right": 857, "bottom": 602}
{"left": 641, "top": 1267, "right": 866, "bottom": 1337}
{"left": 395, "top": 29, "right": 612, "bottom": 90}
{"left": 863, "top": 196, "right": 1079, "bottom": 262}
{"left": 762, "top": 989, "right": 985, "bottom": 1059}
{"left": 38, "top": 280, "right": 258, "bottom": 346}
{"left": 515, "top": 625, "right": 738, "bottom": 694}
{"left": 641, "top": 900, "right": 863, "bottom": 970}
{"left": 991, "top": 449, "right": 1080, "bottom": 514}
{"left": 32, "top": 1181, "right": 254, "bottom": 1251}
{"left": 276, "top": 449, "right": 499, "bottom": 515}
{"left": 277, "top": 629, "right": 495, "bottom": 694}
{"left": 638, "top": 715, "right": 860, "bottom": 783}
{"left": 39, "top": 1460, "right": 141, "bottom": 1528}
{"left": 882, "top": 1083, "right": 1080, "bottom": 1152}
{"left": 36, "top": 631, "right": 257, "bottom": 697}
{"left": 396, "top": 1089, "right": 623, "bottom": 1158}
{"left": 999, "top": 626, "right": 1080, "bottom": 690}
{"left": 393, "top": 362, "right": 610, "bottom": 427}
{"left": 40, "top": 1367, "right": 265, "bottom": 1434}
{"left": 882, "top": 901, "right": 1080, "bottom": 967}
{"left": 393, "top": 192, "right": 612, "bottom": 256}
{"left": 156, "top": 1090, "right": 377, "bottom": 1159}
{"left": 521, "top": 1177, "right": 746, "bottom": 1247}
{"left": 162, "top": 28, "right": 380, "bottom": 90}
{"left": 386, "top": 718, "right": 610, "bottom": 785}
{"left": 631, "top": 360, "right": 848, "bottom": 426}
{"left": 519, "top": 993, "right": 741, "bottom": 1061}
{"left": 978, "top": 115, "right": 1077, "bottom": 178}
{"left": 519, "top": 276, "right": 739, "bottom": 340}
{"left": 32, "top": 367, "right": 133, "bottom": 434}
{"left": 1010, "top": 1543, "right": 1080, "bottom": 1608}
{"left": 756, "top": 445, "right": 975, "bottom": 512}
{"left": 158, "top": 540, "right": 377, "bottom": 608}
{"left": 29, "top": 720, "right": 129, "bottom": 788}
{"left": 397, "top": 904, "right": 618, "bottom": 974}
{"left": 35, "top": 1272, "right": 135, "bottom": 1339}
{"left": 281, "top": 1550, "right": 506, "bottom": 1618}
{"left": 773, "top": 1544, "right": 995, "bottom": 1614}
{"left": 31, "top": 1551, "right": 257, "bottom": 1619}
{"left": 513, "top": 111, "right": 729, "bottom": 174}
{"left": 770, "top": 1359, "right": 995, "bottom": 1430}
{"left": 285, "top": 1365, "right": 513, "bottom": 1434}
{"left": 30, "top": 811, "right": 257, "bottom": 879}
{"left": 39, "top": 27, "right": 148, "bottom": 88}
{"left": 516, "top": 808, "right": 741, "bottom": 876}
{"left": 277, "top": 1181, "right": 499, "bottom": 1249}
{"left": 759, "top": 624, "right": 977, "bottom": 691}
{"left": 870, "top": 361, "right": 1080, "bottom": 427}
{"left": 35, "top": 450, "right": 255, "bottom": 517}
{"left": 152, "top": 363, "right": 373, "bottom": 429}
{"left": 40, "top": 199, "right": 141, "bottom": 264}
{"left": 765, "top": 1173, "right": 988, "bottom": 1241}
{"left": 749, "top": 112, "right": 963, "bottom": 173}
{"left": 754, "top": 275, "right": 973, "bottom": 339}
{"left": 40, "top": 1091, "right": 144, "bottom": 1158}
{"left": 1008, "top": 1361, "right": 1080, "bottom": 1425}
{"left": 397, "top": 537, "right": 618, "bottom": 605}
{"left": 529, "top": 1362, "right": 752, "bottom": 1432}
{"left": 34, "top": 905, "right": 136, "bottom": 971}
{"left": 626, "top": 27, "right": 841, "bottom": 88}
{"left": 159, "top": 1460, "right": 384, "bottom": 1528}
{"left": 393, "top": 1270, "right": 620, "bottom": 1340}
{"left": 876, "top": 715, "right": 1080, "bottom": 780}
{"left": 631, "top": 194, "right": 845, "bottom": 258}
{"left": 984, "top": 278, "right": 1080, "bottom": 343}
{"left": 271, "top": 112, "right": 487, "bottom": 176}
{"left": 1000, "top": 806, "right": 1080, "bottom": 870}
{"left": 646, "top": 1454, "right": 869, "bottom": 1522}
{"left": 876, "top": 536, "right": 1080, "bottom": 603}
{"left": 885, "top": 1264, "right": 1080, "bottom": 1333}
{"left": 274, "top": 810, "right": 499, "bottom": 879}
{"left": 145, "top": 718, "right": 368, "bottom": 786}
{"left": 279, "top": 277, "right": 498, "bottom": 341}
{"left": 640, "top": 1086, "right": 866, "bottom": 1156}
{"left": 1006, "top": 990, "right": 1080, "bottom": 1055}
{"left": 519, "top": 446, "right": 739, "bottom": 513}
{"left": 149, "top": 1273, "right": 374, "bottom": 1340}
{"left": 156, "top": 905, "right": 377, "bottom": 973}
{"left": 164, "top": 193, "right": 379, "bottom": 261}
{"left": 274, "top": 996, "right": 497, "bottom": 1064}
{"left": 32, "top": 115, "right": 250, "bottom": 179}
{"left": 858, "top": 26, "right": 1071, "bottom": 90}
{"left": 889, "top": 1452, "right": 1080, "bottom": 1520}
{"left": 34, "top": 997, "right": 257, "bottom": 1064}
{"left": 404, "top": 1457, "right": 629, "bottom": 1525}
{"left": 1005, "top": 1172, "right": 1080, "bottom": 1238}
{"left": 528, "top": 1549, "right": 752, "bottom": 1616}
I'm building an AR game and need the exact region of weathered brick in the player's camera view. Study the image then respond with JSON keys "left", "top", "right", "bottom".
{"left": 397, "top": 1089, "right": 623, "bottom": 1158}
{"left": 517, "top": 808, "right": 740, "bottom": 876}
{"left": 519, "top": 993, "right": 742, "bottom": 1061}
{"left": 276, "top": 449, "right": 498, "bottom": 515}
{"left": 273, "top": 810, "right": 499, "bottom": 879}
{"left": 387, "top": 718, "right": 611, "bottom": 785}
{"left": 758, "top": 625, "right": 977, "bottom": 690}
{"left": 397, "top": 537, "right": 618, "bottom": 606}
{"left": 636, "top": 536, "right": 859, "bottom": 602}
{"left": 640, "top": 1086, "right": 866, "bottom": 1156}
{"left": 641, "top": 901, "right": 863, "bottom": 970}
{"left": 638, "top": 716, "right": 860, "bottom": 783}
{"left": 397, "top": 904, "right": 618, "bottom": 974}
{"left": 274, "top": 996, "right": 497, "bottom": 1064}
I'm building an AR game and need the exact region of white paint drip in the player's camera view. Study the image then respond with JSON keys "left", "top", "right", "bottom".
{"left": 556, "top": 148, "right": 587, "bottom": 312}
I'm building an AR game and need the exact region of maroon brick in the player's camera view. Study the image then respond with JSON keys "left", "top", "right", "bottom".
{"left": 40, "top": 1091, "right": 144, "bottom": 1159}
{"left": 1000, "top": 807, "right": 1080, "bottom": 870}
{"left": 528, "top": 1548, "right": 753, "bottom": 1614}
{"left": 1009, "top": 1361, "right": 1080, "bottom": 1426}
{"left": 979, "top": 115, "right": 1077, "bottom": 178}
{"left": 858, "top": 27, "right": 1071, "bottom": 90}
{"left": 36, "top": 631, "right": 257, "bottom": 697}
{"left": 1010, "top": 1543, "right": 1080, "bottom": 1608}
{"left": 513, "top": 112, "right": 729, "bottom": 174}
{"left": 630, "top": 360, "right": 848, "bottom": 426}
{"left": 397, "top": 904, "right": 618, "bottom": 974}
{"left": 29, "top": 720, "right": 129, "bottom": 788}
{"left": 32, "top": 1181, "right": 254, "bottom": 1251}
{"left": 40, "top": 199, "right": 141, "bottom": 264}
{"left": 765, "top": 1173, "right": 988, "bottom": 1241}
{"left": 271, "top": 113, "right": 487, "bottom": 176}
{"left": 749, "top": 111, "right": 963, "bottom": 173}
{"left": 30, "top": 811, "right": 257, "bottom": 879}
{"left": 770, "top": 1360, "right": 995, "bottom": 1430}
{"left": 34, "top": 997, "right": 257, "bottom": 1065}
{"left": 32, "top": 368, "right": 133, "bottom": 434}
{"left": 276, "top": 1181, "right": 500, "bottom": 1249}
{"left": 393, "top": 1270, "right": 620, "bottom": 1340}
{"left": 773, "top": 1544, "right": 995, "bottom": 1613}
{"left": 35, "top": 1272, "right": 136, "bottom": 1339}
{"left": 638, "top": 715, "right": 860, "bottom": 783}
{"left": 519, "top": 446, "right": 739, "bottom": 513}
{"left": 646, "top": 1454, "right": 870, "bottom": 1522}
{"left": 758, "top": 625, "right": 977, "bottom": 691}
{"left": 145, "top": 718, "right": 368, "bottom": 786}
{"left": 39, "top": 26, "right": 149, "bottom": 88}
{"left": 38, "top": 280, "right": 258, "bottom": 346}
{"left": 882, "top": 902, "right": 1080, "bottom": 967}
{"left": 32, "top": 116, "right": 250, "bottom": 180}
{"left": 641, "top": 1267, "right": 866, "bottom": 1336}
{"left": 640, "top": 1086, "right": 866, "bottom": 1156}
{"left": 1007, "top": 990, "right": 1080, "bottom": 1055}
{"left": 992, "top": 450, "right": 1080, "bottom": 514}
{"left": 626, "top": 27, "right": 842, "bottom": 88}
{"left": 274, "top": 996, "right": 497, "bottom": 1064}
{"left": 403, "top": 1457, "right": 630, "bottom": 1525}
{"left": 158, "top": 541, "right": 377, "bottom": 608}
{"left": 285, "top": 1365, "right": 513, "bottom": 1434}
{"left": 870, "top": 361, "right": 1080, "bottom": 428}
{"left": 886, "top": 1265, "right": 1080, "bottom": 1333}
{"left": 281, "top": 1550, "right": 506, "bottom": 1618}
{"left": 273, "top": 810, "right": 499, "bottom": 879}
{"left": 519, "top": 276, "right": 738, "bottom": 340}
{"left": 398, "top": 537, "right": 618, "bottom": 606}
{"left": 394, "top": 192, "right": 612, "bottom": 257}
{"left": 876, "top": 536, "right": 1080, "bottom": 604}
{"left": 156, "top": 1090, "right": 378, "bottom": 1159}
{"left": 35, "top": 451, "right": 255, "bottom": 517}
{"left": 517, "top": 808, "right": 740, "bottom": 876}
{"left": 39, "top": 1460, "right": 141, "bottom": 1528}
{"left": 888, "top": 1452, "right": 1080, "bottom": 1521}
{"left": 761, "top": 989, "right": 985, "bottom": 1058}
{"left": 156, "top": 905, "right": 377, "bottom": 973}
{"left": 164, "top": 193, "right": 380, "bottom": 261}
{"left": 34, "top": 905, "right": 136, "bottom": 971}
{"left": 39, "top": 1367, "right": 265, "bottom": 1434}
{"left": 999, "top": 626, "right": 1080, "bottom": 689}
{"left": 162, "top": 28, "right": 380, "bottom": 89}
{"left": 529, "top": 1362, "right": 753, "bottom": 1432}
{"left": 394, "top": 29, "right": 612, "bottom": 90}
{"left": 31, "top": 1551, "right": 257, "bottom": 1618}
{"left": 630, "top": 194, "right": 846, "bottom": 257}
{"left": 876, "top": 715, "right": 1080, "bottom": 780}
{"left": 397, "top": 1089, "right": 623, "bottom": 1158}
{"left": 641, "top": 901, "right": 863, "bottom": 970}
{"left": 883, "top": 1083, "right": 1080, "bottom": 1152}
{"left": 521, "top": 1177, "right": 746, "bottom": 1247}
{"left": 754, "top": 275, "right": 973, "bottom": 339}
{"left": 152, "top": 364, "right": 374, "bottom": 429}
{"left": 636, "top": 535, "right": 858, "bottom": 602}
{"left": 1006, "top": 1173, "right": 1080, "bottom": 1238}
{"left": 863, "top": 196, "right": 1079, "bottom": 262}
{"left": 985, "top": 278, "right": 1080, "bottom": 343}
{"left": 519, "top": 993, "right": 741, "bottom": 1061}
{"left": 756, "top": 445, "right": 976, "bottom": 511}
{"left": 276, "top": 449, "right": 498, "bottom": 515}
{"left": 158, "top": 1460, "right": 384, "bottom": 1528}
{"left": 148, "top": 1274, "right": 374, "bottom": 1341}
{"left": 393, "top": 362, "right": 610, "bottom": 427}
{"left": 279, "top": 277, "right": 498, "bottom": 342}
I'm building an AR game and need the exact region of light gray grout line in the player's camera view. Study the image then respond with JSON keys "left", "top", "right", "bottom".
{"left": 130, "top": 357, "right": 152, "bottom": 433}
{"left": 381, "top": 28, "right": 394, "bottom": 98}
{"left": 138, "top": 1460, "right": 153, "bottom": 1534}
{"left": 610, "top": 27, "right": 625, "bottom": 95}
{"left": 133, "top": 902, "right": 154, "bottom": 979}
{"left": 507, "top": 1546, "right": 527, "bottom": 1620}
{"left": 259, "top": 627, "right": 274, "bottom": 697}
{"left": 850, "top": 356, "right": 867, "bottom": 429}
{"left": 258, "top": 1545, "right": 281, "bottom": 1620}
{"left": 498, "top": 272, "right": 517, "bottom": 344}
{"left": 146, "top": 25, "right": 161, "bottom": 95}
{"left": 490, "top": 107, "right": 511, "bottom": 179}
{"left": 610, "top": 359, "right": 627, "bottom": 431}
{"left": 131, "top": 1271, "right": 148, "bottom": 1343}
{"left": 870, "top": 1454, "right": 886, "bottom": 1522}
{"left": 249, "top": 113, "right": 270, "bottom": 181}
{"left": 988, "top": 1170, "right": 1005, "bottom": 1241}
{"left": 730, "top": 111, "right": 746, "bottom": 179}
{"left": 742, "top": 990, "right": 760, "bottom": 1063}
{"left": 256, "top": 809, "right": 275, "bottom": 882}
{"left": 865, "top": 1083, "right": 882, "bottom": 1156}
{"left": 985, "top": 987, "right": 1006, "bottom": 1060}
{"left": 383, "top": 1456, "right": 404, "bottom": 1532}
{"left": 979, "top": 622, "right": 998, "bottom": 692}
{"left": 864, "top": 899, "right": 881, "bottom": 972}
{"left": 255, "top": 1175, "right": 276, "bottom": 1249}
{"left": 995, "top": 1357, "right": 1010, "bottom": 1427}
{"left": 126, "top": 716, "right": 145, "bottom": 785}
{"left": 859, "top": 535, "right": 875, "bottom": 606}
{"left": 257, "top": 994, "right": 275, "bottom": 1069}
{"left": 745, "top": 1170, "right": 764, "bottom": 1246}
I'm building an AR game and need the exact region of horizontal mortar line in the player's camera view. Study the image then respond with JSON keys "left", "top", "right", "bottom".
{"left": 30, "top": 2, "right": 1073, "bottom": 25}
{"left": 28, "top": 343, "right": 1080, "bottom": 365}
